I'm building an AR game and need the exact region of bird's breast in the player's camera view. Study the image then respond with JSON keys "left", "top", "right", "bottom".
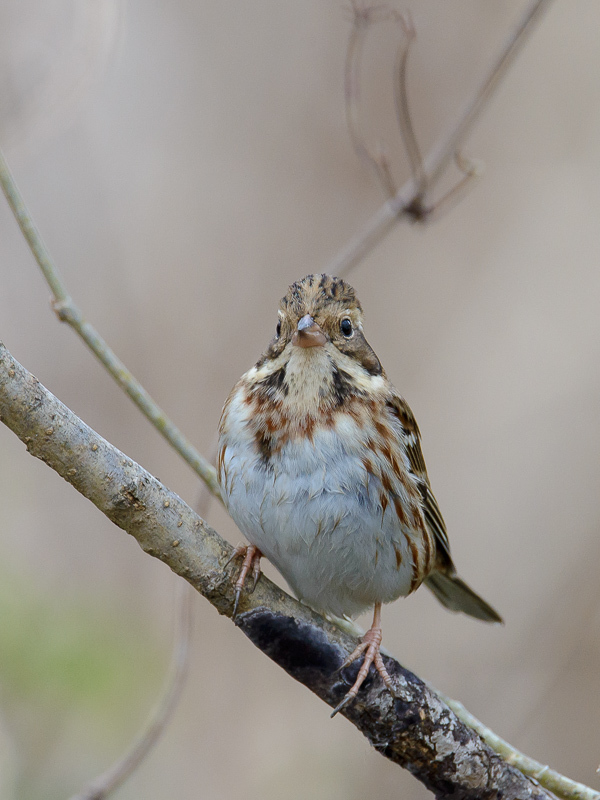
{"left": 218, "top": 385, "right": 434, "bottom": 616}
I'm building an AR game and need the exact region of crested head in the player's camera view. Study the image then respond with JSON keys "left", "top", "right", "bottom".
{"left": 256, "top": 274, "right": 382, "bottom": 374}
{"left": 274, "top": 274, "right": 370, "bottom": 361}
{"left": 242, "top": 274, "right": 386, "bottom": 417}
{"left": 281, "top": 274, "right": 362, "bottom": 319}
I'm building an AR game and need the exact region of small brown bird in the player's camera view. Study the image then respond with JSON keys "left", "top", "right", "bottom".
{"left": 218, "top": 274, "right": 501, "bottom": 715}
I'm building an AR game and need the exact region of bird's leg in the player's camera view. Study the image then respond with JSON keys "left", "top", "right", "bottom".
{"left": 226, "top": 544, "right": 263, "bottom": 617}
{"left": 331, "top": 602, "right": 393, "bottom": 717}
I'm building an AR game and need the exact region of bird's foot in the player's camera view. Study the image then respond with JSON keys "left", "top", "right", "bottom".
{"left": 331, "top": 611, "right": 393, "bottom": 717}
{"left": 226, "top": 544, "right": 262, "bottom": 617}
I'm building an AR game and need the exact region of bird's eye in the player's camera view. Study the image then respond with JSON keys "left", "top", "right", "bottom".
{"left": 276, "top": 320, "right": 281, "bottom": 338}
{"left": 340, "top": 318, "right": 353, "bottom": 337}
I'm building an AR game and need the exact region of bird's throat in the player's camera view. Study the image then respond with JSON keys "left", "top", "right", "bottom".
{"left": 282, "top": 346, "right": 335, "bottom": 416}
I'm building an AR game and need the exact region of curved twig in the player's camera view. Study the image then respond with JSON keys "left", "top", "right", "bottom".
{"left": 66, "top": 460, "right": 218, "bottom": 800}
{"left": 423, "top": 151, "right": 484, "bottom": 223}
{"left": 393, "top": 11, "right": 426, "bottom": 196}
{"left": 68, "top": 581, "right": 193, "bottom": 800}
{"left": 345, "top": 3, "right": 398, "bottom": 196}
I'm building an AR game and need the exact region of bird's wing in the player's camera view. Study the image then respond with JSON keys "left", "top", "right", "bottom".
{"left": 386, "top": 394, "right": 452, "bottom": 563}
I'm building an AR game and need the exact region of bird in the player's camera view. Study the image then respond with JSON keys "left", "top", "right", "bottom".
{"left": 217, "top": 273, "right": 501, "bottom": 715}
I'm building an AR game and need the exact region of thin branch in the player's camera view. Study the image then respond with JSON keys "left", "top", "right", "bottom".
{"left": 345, "top": 3, "right": 398, "bottom": 196}
{"left": 332, "top": 0, "right": 553, "bottom": 276}
{"left": 424, "top": 0, "right": 552, "bottom": 190}
{"left": 69, "top": 580, "right": 193, "bottom": 800}
{"left": 328, "top": 179, "right": 421, "bottom": 277}
{"left": 1, "top": 134, "right": 215, "bottom": 798}
{"left": 423, "top": 151, "right": 484, "bottom": 223}
{"left": 393, "top": 11, "right": 426, "bottom": 196}
{"left": 0, "top": 147, "right": 220, "bottom": 500}
{"left": 2, "top": 341, "right": 598, "bottom": 800}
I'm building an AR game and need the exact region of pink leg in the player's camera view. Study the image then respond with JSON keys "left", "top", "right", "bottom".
{"left": 226, "top": 544, "right": 262, "bottom": 617}
{"left": 331, "top": 603, "right": 393, "bottom": 717}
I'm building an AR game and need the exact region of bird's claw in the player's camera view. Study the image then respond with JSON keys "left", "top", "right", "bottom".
{"left": 331, "top": 610, "right": 393, "bottom": 717}
{"left": 250, "top": 555, "right": 261, "bottom": 593}
{"left": 232, "top": 587, "right": 242, "bottom": 618}
{"left": 330, "top": 693, "right": 354, "bottom": 717}
{"left": 334, "top": 641, "right": 369, "bottom": 675}
{"left": 225, "top": 544, "right": 247, "bottom": 569}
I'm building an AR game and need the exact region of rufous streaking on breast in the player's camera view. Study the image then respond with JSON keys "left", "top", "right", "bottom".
{"left": 218, "top": 273, "right": 501, "bottom": 715}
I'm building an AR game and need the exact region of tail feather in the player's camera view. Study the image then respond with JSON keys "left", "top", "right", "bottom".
{"left": 425, "top": 571, "right": 502, "bottom": 623}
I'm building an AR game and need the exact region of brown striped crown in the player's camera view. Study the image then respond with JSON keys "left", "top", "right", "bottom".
{"left": 281, "top": 274, "right": 362, "bottom": 318}
{"left": 257, "top": 274, "right": 382, "bottom": 376}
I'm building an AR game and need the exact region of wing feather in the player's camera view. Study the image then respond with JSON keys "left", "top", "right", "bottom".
{"left": 386, "top": 394, "right": 452, "bottom": 563}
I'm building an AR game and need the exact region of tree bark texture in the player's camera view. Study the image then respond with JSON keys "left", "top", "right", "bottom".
{"left": 0, "top": 341, "right": 554, "bottom": 799}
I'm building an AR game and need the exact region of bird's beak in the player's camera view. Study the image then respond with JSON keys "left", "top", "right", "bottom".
{"left": 292, "top": 314, "right": 327, "bottom": 348}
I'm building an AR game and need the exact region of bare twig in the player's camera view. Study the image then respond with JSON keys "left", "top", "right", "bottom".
{"left": 424, "top": 151, "right": 484, "bottom": 223}
{"left": 4, "top": 341, "right": 598, "bottom": 800}
{"left": 69, "top": 580, "right": 193, "bottom": 800}
{"left": 424, "top": 0, "right": 551, "bottom": 190}
{"left": 67, "top": 471, "right": 214, "bottom": 800}
{"left": 393, "top": 11, "right": 426, "bottom": 196}
{"left": 333, "top": 0, "right": 553, "bottom": 276}
{"left": 345, "top": 4, "right": 398, "bottom": 196}
{"left": 0, "top": 147, "right": 220, "bottom": 499}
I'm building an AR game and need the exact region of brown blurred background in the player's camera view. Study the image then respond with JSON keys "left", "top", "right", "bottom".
{"left": 1, "top": 2, "right": 599, "bottom": 798}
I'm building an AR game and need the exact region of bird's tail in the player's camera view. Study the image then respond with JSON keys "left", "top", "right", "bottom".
{"left": 425, "top": 570, "right": 502, "bottom": 623}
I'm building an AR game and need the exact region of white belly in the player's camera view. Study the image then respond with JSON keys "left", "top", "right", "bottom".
{"left": 219, "top": 413, "right": 418, "bottom": 618}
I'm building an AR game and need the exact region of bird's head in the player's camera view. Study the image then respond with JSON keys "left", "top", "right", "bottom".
{"left": 248, "top": 275, "right": 384, "bottom": 413}
{"left": 259, "top": 274, "right": 381, "bottom": 372}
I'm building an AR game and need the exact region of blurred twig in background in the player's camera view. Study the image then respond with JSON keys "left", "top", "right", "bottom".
{"left": 332, "top": 0, "right": 552, "bottom": 276}
{"left": 65, "top": 463, "right": 215, "bottom": 800}
{"left": 68, "top": 580, "right": 193, "bottom": 800}
{"left": 344, "top": 4, "right": 399, "bottom": 197}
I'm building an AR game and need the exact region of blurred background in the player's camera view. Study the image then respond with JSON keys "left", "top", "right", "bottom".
{"left": 1, "top": 1, "right": 599, "bottom": 798}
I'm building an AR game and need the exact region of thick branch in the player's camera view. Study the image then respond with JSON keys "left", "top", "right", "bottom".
{"left": 0, "top": 341, "right": 569, "bottom": 800}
